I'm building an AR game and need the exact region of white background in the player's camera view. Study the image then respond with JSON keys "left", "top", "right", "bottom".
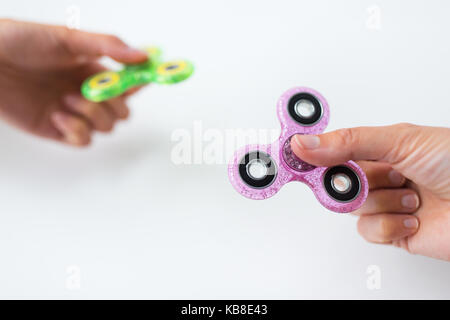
{"left": 0, "top": 0, "right": 449, "bottom": 299}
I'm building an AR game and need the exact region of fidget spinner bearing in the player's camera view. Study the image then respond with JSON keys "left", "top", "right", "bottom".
{"left": 81, "top": 47, "right": 194, "bottom": 102}
{"left": 228, "top": 87, "right": 368, "bottom": 213}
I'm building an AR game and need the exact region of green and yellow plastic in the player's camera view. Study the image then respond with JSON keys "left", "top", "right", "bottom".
{"left": 81, "top": 47, "right": 194, "bottom": 102}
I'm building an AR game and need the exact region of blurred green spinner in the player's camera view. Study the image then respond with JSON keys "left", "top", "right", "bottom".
{"left": 81, "top": 47, "right": 194, "bottom": 102}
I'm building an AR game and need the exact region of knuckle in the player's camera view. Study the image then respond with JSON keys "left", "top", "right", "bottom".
{"left": 106, "top": 34, "right": 124, "bottom": 46}
{"left": 337, "top": 128, "right": 359, "bottom": 147}
{"left": 336, "top": 128, "right": 360, "bottom": 159}
{"left": 394, "top": 122, "right": 416, "bottom": 131}
{"left": 386, "top": 123, "right": 419, "bottom": 164}
{"left": 377, "top": 218, "right": 395, "bottom": 240}
{"left": 58, "top": 27, "right": 75, "bottom": 51}
{"left": 60, "top": 26, "right": 73, "bottom": 38}
{"left": 393, "top": 123, "right": 418, "bottom": 141}
{"left": 59, "top": 27, "right": 78, "bottom": 47}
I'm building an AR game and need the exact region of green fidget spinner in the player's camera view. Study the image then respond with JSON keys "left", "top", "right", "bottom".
{"left": 81, "top": 47, "right": 194, "bottom": 102}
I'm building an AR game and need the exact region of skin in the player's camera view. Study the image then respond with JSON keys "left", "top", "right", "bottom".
{"left": 0, "top": 19, "right": 148, "bottom": 146}
{"left": 291, "top": 124, "right": 450, "bottom": 261}
{"left": 0, "top": 20, "right": 449, "bottom": 262}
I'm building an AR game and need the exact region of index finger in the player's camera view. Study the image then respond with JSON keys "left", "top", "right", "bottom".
{"left": 58, "top": 28, "right": 148, "bottom": 64}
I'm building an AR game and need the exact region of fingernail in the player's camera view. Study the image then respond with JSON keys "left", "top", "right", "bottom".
{"left": 294, "top": 135, "right": 320, "bottom": 150}
{"left": 403, "top": 217, "right": 419, "bottom": 229}
{"left": 388, "top": 170, "right": 405, "bottom": 185}
{"left": 401, "top": 194, "right": 419, "bottom": 209}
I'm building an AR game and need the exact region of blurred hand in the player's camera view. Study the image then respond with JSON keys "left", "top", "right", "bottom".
{"left": 291, "top": 124, "right": 450, "bottom": 261}
{"left": 0, "top": 19, "right": 148, "bottom": 146}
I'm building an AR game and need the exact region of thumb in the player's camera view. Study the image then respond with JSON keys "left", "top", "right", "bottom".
{"left": 290, "top": 123, "right": 420, "bottom": 167}
{"left": 59, "top": 28, "right": 148, "bottom": 64}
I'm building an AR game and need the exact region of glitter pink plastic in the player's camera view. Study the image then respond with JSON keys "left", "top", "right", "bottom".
{"left": 228, "top": 87, "right": 368, "bottom": 213}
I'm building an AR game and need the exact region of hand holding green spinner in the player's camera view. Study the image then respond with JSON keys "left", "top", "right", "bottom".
{"left": 81, "top": 47, "right": 194, "bottom": 102}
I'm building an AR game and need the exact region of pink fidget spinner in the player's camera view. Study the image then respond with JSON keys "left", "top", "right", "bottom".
{"left": 228, "top": 87, "right": 368, "bottom": 213}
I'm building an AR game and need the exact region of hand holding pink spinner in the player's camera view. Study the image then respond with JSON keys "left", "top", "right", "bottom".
{"left": 228, "top": 87, "right": 368, "bottom": 213}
